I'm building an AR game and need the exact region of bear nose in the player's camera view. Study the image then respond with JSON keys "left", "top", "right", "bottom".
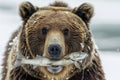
{"left": 48, "top": 44, "right": 61, "bottom": 59}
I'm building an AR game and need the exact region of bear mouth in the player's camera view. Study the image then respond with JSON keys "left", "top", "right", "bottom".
{"left": 47, "top": 66, "right": 63, "bottom": 73}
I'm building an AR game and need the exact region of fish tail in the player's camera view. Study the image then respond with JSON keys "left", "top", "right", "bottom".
{"left": 13, "top": 52, "right": 24, "bottom": 68}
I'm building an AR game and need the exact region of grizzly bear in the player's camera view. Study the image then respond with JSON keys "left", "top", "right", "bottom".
{"left": 2, "top": 1, "right": 105, "bottom": 80}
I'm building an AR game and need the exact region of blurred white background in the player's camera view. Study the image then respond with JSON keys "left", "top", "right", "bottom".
{"left": 0, "top": 0, "right": 120, "bottom": 80}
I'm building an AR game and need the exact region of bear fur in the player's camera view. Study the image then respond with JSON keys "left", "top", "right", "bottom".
{"left": 2, "top": 1, "right": 105, "bottom": 80}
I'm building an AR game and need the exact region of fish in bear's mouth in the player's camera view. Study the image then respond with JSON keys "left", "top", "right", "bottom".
{"left": 14, "top": 51, "right": 88, "bottom": 74}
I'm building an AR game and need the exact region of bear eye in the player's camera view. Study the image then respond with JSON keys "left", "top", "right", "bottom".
{"left": 42, "top": 27, "right": 48, "bottom": 35}
{"left": 63, "top": 28, "right": 69, "bottom": 35}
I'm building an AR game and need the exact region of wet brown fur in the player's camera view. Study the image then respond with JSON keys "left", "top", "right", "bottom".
{"left": 2, "top": 1, "right": 105, "bottom": 80}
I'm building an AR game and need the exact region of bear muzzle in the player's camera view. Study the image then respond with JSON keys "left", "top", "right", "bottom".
{"left": 48, "top": 44, "right": 62, "bottom": 60}
{"left": 43, "top": 30, "right": 65, "bottom": 73}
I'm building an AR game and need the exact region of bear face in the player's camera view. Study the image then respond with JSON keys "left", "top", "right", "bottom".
{"left": 17, "top": 1, "right": 95, "bottom": 80}
{"left": 23, "top": 10, "right": 87, "bottom": 57}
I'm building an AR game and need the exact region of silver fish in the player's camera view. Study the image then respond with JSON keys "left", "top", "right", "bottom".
{"left": 14, "top": 51, "right": 88, "bottom": 69}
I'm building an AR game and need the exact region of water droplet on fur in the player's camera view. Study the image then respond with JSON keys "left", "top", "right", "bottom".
{"left": 71, "top": 68, "right": 74, "bottom": 73}
{"left": 79, "top": 60, "right": 82, "bottom": 63}
{"left": 66, "top": 77, "right": 69, "bottom": 80}
{"left": 44, "top": 75, "right": 47, "bottom": 78}
{"left": 13, "top": 37, "right": 17, "bottom": 42}
{"left": 36, "top": 17, "right": 39, "bottom": 20}
{"left": 80, "top": 43, "right": 84, "bottom": 49}
{"left": 33, "top": 21, "right": 37, "bottom": 24}
{"left": 51, "top": 78, "right": 54, "bottom": 80}
{"left": 9, "top": 42, "right": 13, "bottom": 46}
{"left": 65, "top": 12, "right": 69, "bottom": 14}
{"left": 26, "top": 56, "right": 30, "bottom": 59}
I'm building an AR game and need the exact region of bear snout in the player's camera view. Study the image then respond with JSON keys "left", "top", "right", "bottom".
{"left": 48, "top": 44, "right": 62, "bottom": 60}
{"left": 43, "top": 30, "right": 65, "bottom": 59}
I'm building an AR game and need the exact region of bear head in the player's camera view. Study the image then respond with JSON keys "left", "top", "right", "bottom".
{"left": 18, "top": 1, "right": 94, "bottom": 80}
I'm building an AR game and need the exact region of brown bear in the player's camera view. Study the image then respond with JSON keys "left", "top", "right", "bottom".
{"left": 2, "top": 1, "right": 105, "bottom": 80}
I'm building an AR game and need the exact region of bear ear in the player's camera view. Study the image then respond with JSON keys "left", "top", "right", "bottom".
{"left": 73, "top": 3, "right": 94, "bottom": 24}
{"left": 19, "top": 2, "right": 37, "bottom": 21}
